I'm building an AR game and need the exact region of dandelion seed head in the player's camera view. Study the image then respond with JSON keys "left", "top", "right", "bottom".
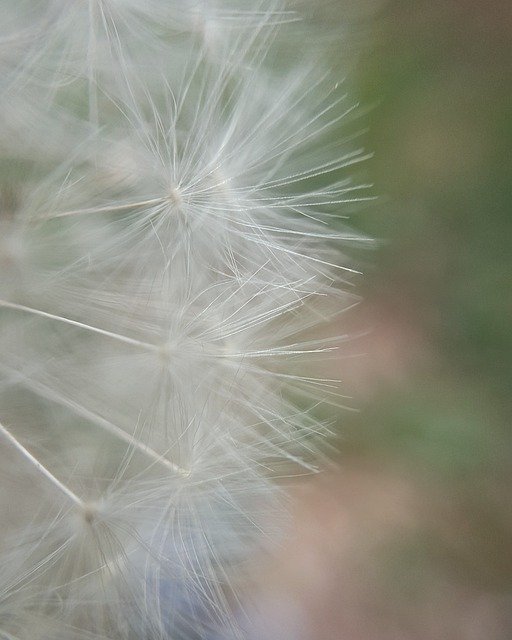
{"left": 0, "top": 1, "right": 370, "bottom": 637}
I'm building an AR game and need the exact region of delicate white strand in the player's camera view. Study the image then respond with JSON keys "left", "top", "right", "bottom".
{"left": 0, "top": 421, "right": 83, "bottom": 508}
{"left": 0, "top": 364, "right": 189, "bottom": 477}
{"left": 0, "top": 299, "right": 158, "bottom": 352}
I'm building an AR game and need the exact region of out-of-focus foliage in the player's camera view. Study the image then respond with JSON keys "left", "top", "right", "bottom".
{"left": 348, "top": 0, "right": 511, "bottom": 505}
{"left": 252, "top": 2, "right": 512, "bottom": 638}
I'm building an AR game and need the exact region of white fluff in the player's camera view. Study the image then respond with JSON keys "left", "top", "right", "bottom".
{"left": 0, "top": 2, "right": 369, "bottom": 638}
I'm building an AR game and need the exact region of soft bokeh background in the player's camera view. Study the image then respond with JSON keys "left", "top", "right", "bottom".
{"left": 252, "top": 2, "right": 512, "bottom": 637}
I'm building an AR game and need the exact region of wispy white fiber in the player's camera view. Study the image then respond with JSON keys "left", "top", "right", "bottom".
{"left": 0, "top": 1, "right": 370, "bottom": 638}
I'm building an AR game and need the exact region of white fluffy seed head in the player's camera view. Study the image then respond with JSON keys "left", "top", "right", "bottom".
{"left": 0, "top": 1, "right": 371, "bottom": 638}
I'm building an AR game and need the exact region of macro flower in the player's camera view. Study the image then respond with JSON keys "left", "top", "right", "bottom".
{"left": 0, "top": 2, "right": 369, "bottom": 637}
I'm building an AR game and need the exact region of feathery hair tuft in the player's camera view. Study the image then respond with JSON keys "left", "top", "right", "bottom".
{"left": 0, "top": 1, "right": 370, "bottom": 638}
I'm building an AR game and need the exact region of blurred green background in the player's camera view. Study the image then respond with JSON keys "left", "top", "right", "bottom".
{"left": 348, "top": 0, "right": 512, "bottom": 634}
{"left": 264, "top": 1, "right": 511, "bottom": 638}
{"left": 348, "top": 0, "right": 511, "bottom": 555}
{"left": 345, "top": 0, "right": 511, "bottom": 504}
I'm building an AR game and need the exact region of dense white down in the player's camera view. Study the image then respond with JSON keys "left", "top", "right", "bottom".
{"left": 0, "top": 1, "right": 370, "bottom": 638}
